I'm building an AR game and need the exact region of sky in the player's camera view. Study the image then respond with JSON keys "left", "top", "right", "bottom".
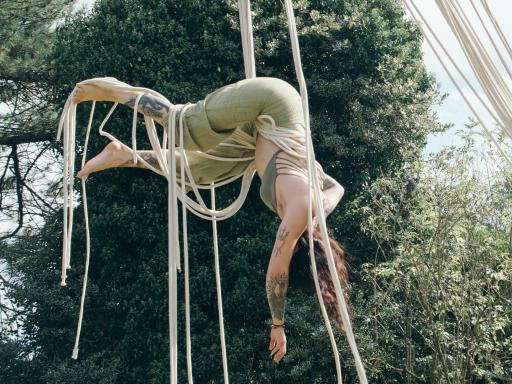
{"left": 409, "top": 1, "right": 512, "bottom": 155}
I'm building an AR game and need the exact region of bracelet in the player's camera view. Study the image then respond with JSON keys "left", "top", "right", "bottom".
{"left": 271, "top": 323, "right": 285, "bottom": 329}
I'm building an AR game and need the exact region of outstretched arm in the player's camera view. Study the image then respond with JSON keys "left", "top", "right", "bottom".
{"left": 266, "top": 201, "right": 308, "bottom": 364}
{"left": 72, "top": 80, "right": 171, "bottom": 125}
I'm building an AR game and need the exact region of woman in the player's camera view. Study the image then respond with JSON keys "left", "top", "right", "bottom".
{"left": 73, "top": 77, "right": 348, "bottom": 365}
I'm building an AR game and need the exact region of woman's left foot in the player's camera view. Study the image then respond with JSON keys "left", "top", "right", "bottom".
{"left": 77, "top": 141, "right": 130, "bottom": 180}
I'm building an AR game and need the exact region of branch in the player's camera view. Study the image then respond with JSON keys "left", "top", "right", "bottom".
{"left": 0, "top": 151, "right": 13, "bottom": 210}
{"left": 22, "top": 143, "right": 51, "bottom": 182}
{"left": 0, "top": 145, "right": 24, "bottom": 241}
{"left": 0, "top": 301, "right": 24, "bottom": 316}
{"left": 0, "top": 128, "right": 54, "bottom": 146}
{"left": 20, "top": 179, "right": 57, "bottom": 213}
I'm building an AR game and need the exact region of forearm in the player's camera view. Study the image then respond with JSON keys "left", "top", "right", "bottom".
{"left": 266, "top": 224, "right": 296, "bottom": 325}
{"left": 322, "top": 175, "right": 344, "bottom": 217}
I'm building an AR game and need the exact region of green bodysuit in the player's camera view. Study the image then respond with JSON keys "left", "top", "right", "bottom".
{"left": 168, "top": 77, "right": 321, "bottom": 214}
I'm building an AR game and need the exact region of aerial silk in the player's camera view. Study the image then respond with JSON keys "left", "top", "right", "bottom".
{"left": 405, "top": 0, "right": 512, "bottom": 167}
{"left": 57, "top": 1, "right": 368, "bottom": 383}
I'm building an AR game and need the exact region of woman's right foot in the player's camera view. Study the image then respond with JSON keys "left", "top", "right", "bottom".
{"left": 77, "top": 141, "right": 131, "bottom": 180}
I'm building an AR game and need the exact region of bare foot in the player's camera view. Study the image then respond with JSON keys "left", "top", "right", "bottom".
{"left": 72, "top": 83, "right": 107, "bottom": 104}
{"left": 77, "top": 141, "right": 131, "bottom": 180}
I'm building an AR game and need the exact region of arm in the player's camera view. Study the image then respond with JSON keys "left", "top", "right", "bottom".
{"left": 72, "top": 80, "right": 171, "bottom": 125}
{"left": 322, "top": 174, "right": 345, "bottom": 217}
{"left": 266, "top": 203, "right": 308, "bottom": 364}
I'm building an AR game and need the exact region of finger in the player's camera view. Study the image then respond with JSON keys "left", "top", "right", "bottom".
{"left": 270, "top": 344, "right": 280, "bottom": 358}
{"left": 274, "top": 349, "right": 286, "bottom": 364}
{"left": 274, "top": 344, "right": 286, "bottom": 363}
{"left": 268, "top": 338, "right": 275, "bottom": 350}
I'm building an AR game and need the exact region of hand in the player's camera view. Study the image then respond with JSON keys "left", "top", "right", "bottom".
{"left": 268, "top": 326, "right": 287, "bottom": 364}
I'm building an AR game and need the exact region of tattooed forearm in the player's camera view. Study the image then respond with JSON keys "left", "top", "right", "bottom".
{"left": 266, "top": 224, "right": 291, "bottom": 322}
{"left": 126, "top": 94, "right": 170, "bottom": 121}
{"left": 272, "top": 226, "right": 290, "bottom": 258}
{"left": 266, "top": 272, "right": 289, "bottom": 322}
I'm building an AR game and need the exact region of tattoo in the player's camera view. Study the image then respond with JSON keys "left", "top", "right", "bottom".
{"left": 272, "top": 226, "right": 289, "bottom": 258}
{"left": 120, "top": 152, "right": 162, "bottom": 172}
{"left": 139, "top": 153, "right": 161, "bottom": 170}
{"left": 127, "top": 95, "right": 169, "bottom": 121}
{"left": 266, "top": 272, "right": 289, "bottom": 322}
{"left": 322, "top": 176, "right": 335, "bottom": 190}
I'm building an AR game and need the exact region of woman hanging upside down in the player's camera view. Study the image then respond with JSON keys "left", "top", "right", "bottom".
{"left": 73, "top": 77, "right": 348, "bottom": 365}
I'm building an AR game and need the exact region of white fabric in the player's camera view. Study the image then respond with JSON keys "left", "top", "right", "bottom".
{"left": 405, "top": 0, "right": 512, "bottom": 165}
{"left": 283, "top": 1, "right": 368, "bottom": 382}
{"left": 211, "top": 185, "right": 229, "bottom": 383}
{"left": 238, "top": 0, "right": 256, "bottom": 79}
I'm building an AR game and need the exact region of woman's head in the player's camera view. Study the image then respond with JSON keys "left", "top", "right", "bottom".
{"left": 290, "top": 225, "right": 349, "bottom": 332}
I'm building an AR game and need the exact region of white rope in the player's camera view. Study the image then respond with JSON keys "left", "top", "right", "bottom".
{"left": 283, "top": 1, "right": 367, "bottom": 382}
{"left": 431, "top": 0, "right": 512, "bottom": 137}
{"left": 132, "top": 93, "right": 144, "bottom": 164}
{"left": 57, "top": 78, "right": 257, "bottom": 382}
{"left": 167, "top": 107, "right": 179, "bottom": 384}
{"left": 211, "top": 184, "right": 229, "bottom": 383}
{"left": 181, "top": 139, "right": 194, "bottom": 384}
{"left": 60, "top": 95, "right": 70, "bottom": 286}
{"left": 469, "top": 0, "right": 512, "bottom": 81}
{"left": 71, "top": 101, "right": 95, "bottom": 359}
{"left": 442, "top": 0, "right": 512, "bottom": 130}
{"left": 481, "top": 0, "right": 512, "bottom": 64}
{"left": 405, "top": 0, "right": 512, "bottom": 167}
{"left": 238, "top": 0, "right": 256, "bottom": 79}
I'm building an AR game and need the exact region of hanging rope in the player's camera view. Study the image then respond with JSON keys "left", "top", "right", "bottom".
{"left": 282, "top": 1, "right": 368, "bottom": 382}
{"left": 480, "top": 0, "right": 512, "bottom": 67}
{"left": 211, "top": 184, "right": 229, "bottom": 383}
{"left": 238, "top": 0, "right": 256, "bottom": 79}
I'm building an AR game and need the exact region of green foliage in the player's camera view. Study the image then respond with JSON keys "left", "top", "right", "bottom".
{"left": 349, "top": 139, "right": 512, "bottom": 382}
{"left": 0, "top": 0, "right": 74, "bottom": 142}
{"left": 2, "top": 0, "right": 446, "bottom": 382}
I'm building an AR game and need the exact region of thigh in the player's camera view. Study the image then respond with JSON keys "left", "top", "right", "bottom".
{"left": 204, "top": 77, "right": 304, "bottom": 130}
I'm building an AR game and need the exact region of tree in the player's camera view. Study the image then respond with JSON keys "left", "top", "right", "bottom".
{"left": 0, "top": 0, "right": 74, "bottom": 240}
{"left": 349, "top": 132, "right": 512, "bottom": 382}
{"left": 2, "top": 0, "right": 444, "bottom": 382}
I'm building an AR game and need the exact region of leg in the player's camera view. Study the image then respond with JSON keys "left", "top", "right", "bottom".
{"left": 73, "top": 77, "right": 303, "bottom": 153}
{"left": 77, "top": 142, "right": 161, "bottom": 180}
{"left": 77, "top": 139, "right": 252, "bottom": 187}
{"left": 204, "top": 77, "right": 304, "bottom": 131}
{"left": 73, "top": 80, "right": 171, "bottom": 125}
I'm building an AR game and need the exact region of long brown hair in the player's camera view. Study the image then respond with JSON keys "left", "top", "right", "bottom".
{"left": 291, "top": 225, "right": 350, "bottom": 332}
